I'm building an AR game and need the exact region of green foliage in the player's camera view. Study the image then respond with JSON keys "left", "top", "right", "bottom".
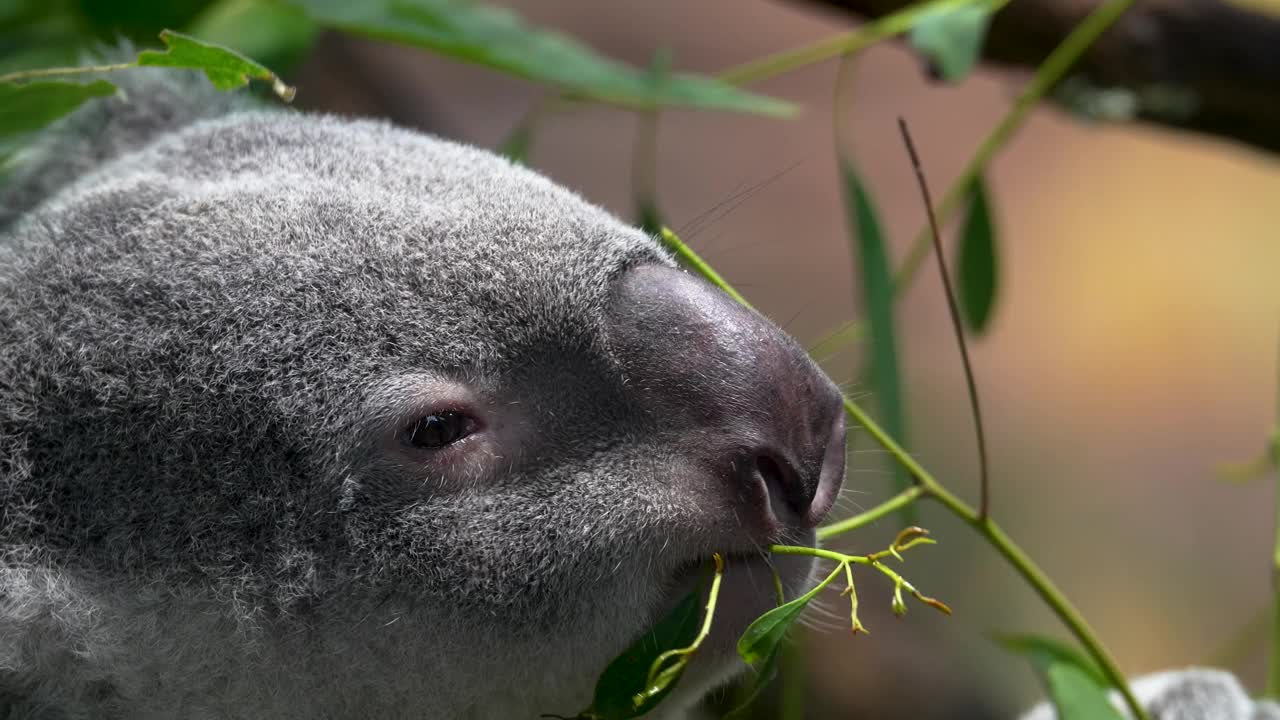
{"left": 185, "top": 0, "right": 317, "bottom": 68}
{"left": 583, "top": 576, "right": 709, "bottom": 720}
{"left": 137, "top": 30, "right": 291, "bottom": 95}
{"left": 957, "top": 176, "right": 998, "bottom": 333}
{"left": 737, "top": 582, "right": 825, "bottom": 667}
{"left": 839, "top": 159, "right": 914, "bottom": 517}
{"left": 0, "top": 79, "right": 113, "bottom": 139}
{"left": 908, "top": 2, "right": 992, "bottom": 81}
{"left": 285, "top": 0, "right": 795, "bottom": 116}
{"left": 1000, "top": 634, "right": 1124, "bottom": 720}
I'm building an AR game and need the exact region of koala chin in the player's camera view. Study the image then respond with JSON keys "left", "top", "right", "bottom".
{"left": 0, "top": 68, "right": 846, "bottom": 719}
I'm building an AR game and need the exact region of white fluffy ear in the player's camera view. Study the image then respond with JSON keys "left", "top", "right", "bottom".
{"left": 1017, "top": 667, "right": 1280, "bottom": 720}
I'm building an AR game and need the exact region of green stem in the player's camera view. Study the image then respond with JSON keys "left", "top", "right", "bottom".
{"left": 718, "top": 0, "right": 1006, "bottom": 86}
{"left": 658, "top": 228, "right": 753, "bottom": 309}
{"left": 0, "top": 62, "right": 135, "bottom": 84}
{"left": 892, "top": 0, "right": 1138, "bottom": 296}
{"left": 663, "top": 227, "right": 1149, "bottom": 720}
{"left": 647, "top": 553, "right": 725, "bottom": 685}
{"left": 817, "top": 485, "right": 926, "bottom": 541}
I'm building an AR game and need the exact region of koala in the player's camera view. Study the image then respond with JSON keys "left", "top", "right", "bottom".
{"left": 0, "top": 67, "right": 847, "bottom": 718}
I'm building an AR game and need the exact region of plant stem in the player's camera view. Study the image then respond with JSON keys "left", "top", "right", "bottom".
{"left": 0, "top": 63, "right": 135, "bottom": 84}
{"left": 658, "top": 228, "right": 754, "bottom": 309}
{"left": 662, "top": 227, "right": 1150, "bottom": 720}
{"left": 718, "top": 0, "right": 1006, "bottom": 86}
{"left": 897, "top": 117, "right": 992, "bottom": 519}
{"left": 817, "top": 485, "right": 926, "bottom": 541}
{"left": 1267, "top": 332, "right": 1280, "bottom": 698}
{"left": 893, "top": 0, "right": 1138, "bottom": 296}
{"left": 925, "top": 484, "right": 1144, "bottom": 718}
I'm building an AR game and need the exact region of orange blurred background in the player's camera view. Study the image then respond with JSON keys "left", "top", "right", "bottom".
{"left": 292, "top": 2, "right": 1280, "bottom": 716}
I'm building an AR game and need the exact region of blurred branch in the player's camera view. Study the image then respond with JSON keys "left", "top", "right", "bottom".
{"left": 793, "top": 0, "right": 1280, "bottom": 155}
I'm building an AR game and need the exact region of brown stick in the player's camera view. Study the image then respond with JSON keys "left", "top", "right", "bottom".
{"left": 793, "top": 0, "right": 1280, "bottom": 155}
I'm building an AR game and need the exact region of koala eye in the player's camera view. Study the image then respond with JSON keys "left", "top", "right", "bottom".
{"left": 408, "top": 411, "right": 471, "bottom": 449}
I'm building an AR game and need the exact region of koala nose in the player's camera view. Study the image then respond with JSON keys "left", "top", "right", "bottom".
{"left": 734, "top": 411, "right": 846, "bottom": 528}
{"left": 606, "top": 263, "right": 846, "bottom": 529}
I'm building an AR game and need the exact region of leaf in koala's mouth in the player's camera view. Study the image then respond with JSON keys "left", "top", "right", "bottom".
{"left": 578, "top": 560, "right": 714, "bottom": 719}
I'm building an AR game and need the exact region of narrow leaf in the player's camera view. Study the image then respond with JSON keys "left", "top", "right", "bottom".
{"left": 588, "top": 585, "right": 703, "bottom": 719}
{"left": 1000, "top": 633, "right": 1125, "bottom": 720}
{"left": 286, "top": 0, "right": 795, "bottom": 116}
{"left": 636, "top": 201, "right": 664, "bottom": 238}
{"left": 908, "top": 4, "right": 992, "bottom": 82}
{"left": 957, "top": 176, "right": 998, "bottom": 333}
{"left": 497, "top": 120, "right": 535, "bottom": 165}
{"left": 839, "top": 158, "right": 914, "bottom": 520}
{"left": 997, "top": 634, "right": 1106, "bottom": 684}
{"left": 137, "top": 30, "right": 295, "bottom": 100}
{"left": 186, "top": 0, "right": 319, "bottom": 68}
{"left": 0, "top": 80, "right": 116, "bottom": 139}
{"left": 1044, "top": 663, "right": 1127, "bottom": 720}
{"left": 737, "top": 564, "right": 839, "bottom": 667}
{"left": 723, "top": 644, "right": 782, "bottom": 718}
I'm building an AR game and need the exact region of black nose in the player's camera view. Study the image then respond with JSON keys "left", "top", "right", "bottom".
{"left": 606, "top": 264, "right": 846, "bottom": 529}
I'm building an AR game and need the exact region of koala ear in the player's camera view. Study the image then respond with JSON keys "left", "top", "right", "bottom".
{"left": 1017, "top": 667, "right": 1258, "bottom": 720}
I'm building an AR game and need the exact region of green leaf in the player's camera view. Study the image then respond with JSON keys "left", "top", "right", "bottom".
{"left": 497, "top": 119, "right": 535, "bottom": 165}
{"left": 1000, "top": 634, "right": 1124, "bottom": 720}
{"left": 737, "top": 595, "right": 812, "bottom": 667}
{"left": 636, "top": 200, "right": 664, "bottom": 238}
{"left": 737, "top": 563, "right": 840, "bottom": 668}
{"left": 1044, "top": 663, "right": 1127, "bottom": 720}
{"left": 137, "top": 30, "right": 294, "bottom": 99}
{"left": 908, "top": 3, "right": 991, "bottom": 82}
{"left": 957, "top": 176, "right": 998, "bottom": 333}
{"left": 0, "top": 79, "right": 116, "bottom": 139}
{"left": 723, "top": 644, "right": 782, "bottom": 718}
{"left": 997, "top": 634, "right": 1106, "bottom": 684}
{"left": 186, "top": 0, "right": 318, "bottom": 70}
{"left": 587, "top": 585, "right": 703, "bottom": 719}
{"left": 839, "top": 158, "right": 914, "bottom": 521}
{"left": 286, "top": 0, "right": 795, "bottom": 116}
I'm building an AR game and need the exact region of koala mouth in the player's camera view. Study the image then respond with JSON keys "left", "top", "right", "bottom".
{"left": 661, "top": 540, "right": 820, "bottom": 634}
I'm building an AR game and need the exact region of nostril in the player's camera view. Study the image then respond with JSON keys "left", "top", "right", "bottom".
{"left": 753, "top": 451, "right": 818, "bottom": 519}
{"left": 755, "top": 454, "right": 785, "bottom": 493}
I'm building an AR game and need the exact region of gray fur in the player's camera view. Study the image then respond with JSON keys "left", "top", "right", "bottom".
{"left": 1018, "top": 668, "right": 1280, "bottom": 720}
{"left": 0, "top": 69, "right": 839, "bottom": 718}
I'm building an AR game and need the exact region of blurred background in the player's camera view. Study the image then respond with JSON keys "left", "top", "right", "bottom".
{"left": 7, "top": 0, "right": 1280, "bottom": 717}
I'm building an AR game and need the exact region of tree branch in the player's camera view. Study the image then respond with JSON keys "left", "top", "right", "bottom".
{"left": 794, "top": 0, "right": 1280, "bottom": 155}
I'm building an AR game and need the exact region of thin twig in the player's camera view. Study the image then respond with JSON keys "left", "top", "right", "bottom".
{"left": 0, "top": 62, "right": 135, "bottom": 84}
{"left": 893, "top": 0, "right": 1139, "bottom": 296}
{"left": 896, "top": 118, "right": 992, "bottom": 521}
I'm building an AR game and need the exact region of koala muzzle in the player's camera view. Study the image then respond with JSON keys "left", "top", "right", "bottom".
{"left": 607, "top": 263, "right": 846, "bottom": 532}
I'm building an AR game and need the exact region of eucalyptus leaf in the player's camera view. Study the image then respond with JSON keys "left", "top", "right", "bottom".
{"left": 1000, "top": 633, "right": 1123, "bottom": 720}
{"left": 636, "top": 200, "right": 664, "bottom": 238}
{"left": 737, "top": 595, "right": 811, "bottom": 667}
{"left": 1044, "top": 663, "right": 1127, "bottom": 720}
{"left": 287, "top": 0, "right": 795, "bottom": 116}
{"left": 737, "top": 564, "right": 839, "bottom": 668}
{"left": 908, "top": 3, "right": 991, "bottom": 82}
{"left": 0, "top": 79, "right": 116, "bottom": 139}
{"left": 839, "top": 158, "right": 914, "bottom": 522}
{"left": 497, "top": 119, "right": 535, "bottom": 165}
{"left": 957, "top": 176, "right": 998, "bottom": 333}
{"left": 723, "top": 644, "right": 781, "bottom": 718}
{"left": 587, "top": 584, "right": 703, "bottom": 719}
{"left": 138, "top": 30, "right": 293, "bottom": 99}
{"left": 997, "top": 633, "right": 1105, "bottom": 683}
{"left": 186, "top": 0, "right": 318, "bottom": 69}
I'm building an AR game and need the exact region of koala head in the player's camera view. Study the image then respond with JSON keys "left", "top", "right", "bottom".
{"left": 0, "top": 92, "right": 845, "bottom": 718}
